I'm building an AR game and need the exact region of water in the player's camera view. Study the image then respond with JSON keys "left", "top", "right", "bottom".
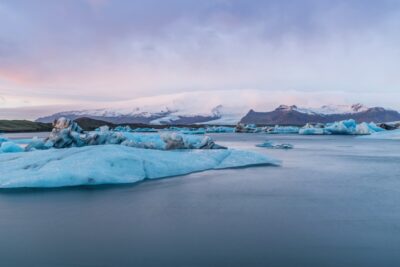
{"left": 1, "top": 133, "right": 400, "bottom": 267}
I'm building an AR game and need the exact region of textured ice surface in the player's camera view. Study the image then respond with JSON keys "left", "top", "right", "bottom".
{"left": 120, "top": 132, "right": 225, "bottom": 150}
{"left": 25, "top": 118, "right": 225, "bottom": 151}
{"left": 0, "top": 145, "right": 280, "bottom": 188}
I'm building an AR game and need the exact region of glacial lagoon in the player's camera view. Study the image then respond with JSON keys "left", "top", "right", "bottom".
{"left": 1, "top": 133, "right": 400, "bottom": 267}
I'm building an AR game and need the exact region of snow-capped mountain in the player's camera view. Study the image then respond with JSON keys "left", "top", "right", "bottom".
{"left": 35, "top": 90, "right": 400, "bottom": 125}
{"left": 240, "top": 104, "right": 400, "bottom": 125}
{"left": 36, "top": 92, "right": 247, "bottom": 125}
{"left": 273, "top": 103, "right": 371, "bottom": 115}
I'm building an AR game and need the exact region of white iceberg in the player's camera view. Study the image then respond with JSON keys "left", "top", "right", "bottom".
{"left": 0, "top": 145, "right": 280, "bottom": 188}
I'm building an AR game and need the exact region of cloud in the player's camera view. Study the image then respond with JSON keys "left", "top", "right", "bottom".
{"left": 0, "top": 0, "right": 400, "bottom": 115}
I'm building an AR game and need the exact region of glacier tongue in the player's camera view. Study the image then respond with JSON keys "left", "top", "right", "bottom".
{"left": 0, "top": 145, "right": 280, "bottom": 188}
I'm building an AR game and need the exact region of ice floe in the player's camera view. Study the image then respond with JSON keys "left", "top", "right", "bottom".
{"left": 265, "top": 126, "right": 300, "bottom": 134}
{"left": 26, "top": 118, "right": 226, "bottom": 151}
{"left": 299, "top": 120, "right": 385, "bottom": 135}
{"left": 0, "top": 145, "right": 280, "bottom": 188}
{"left": 0, "top": 141, "right": 24, "bottom": 153}
{"left": 235, "top": 123, "right": 260, "bottom": 133}
{"left": 256, "top": 141, "right": 294, "bottom": 149}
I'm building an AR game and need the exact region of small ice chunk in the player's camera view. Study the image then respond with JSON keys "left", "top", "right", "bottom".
{"left": 256, "top": 141, "right": 294, "bottom": 149}
{"left": 0, "top": 141, "right": 24, "bottom": 153}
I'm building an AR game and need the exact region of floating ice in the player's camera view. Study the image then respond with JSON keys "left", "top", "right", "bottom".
{"left": 299, "top": 120, "right": 385, "bottom": 135}
{"left": 235, "top": 123, "right": 260, "bottom": 133}
{"left": 121, "top": 132, "right": 225, "bottom": 150}
{"left": 205, "top": 126, "right": 235, "bottom": 133}
{"left": 299, "top": 123, "right": 325, "bottom": 135}
{"left": 113, "top": 126, "right": 158, "bottom": 133}
{"left": 256, "top": 141, "right": 294, "bottom": 149}
{"left": 26, "top": 118, "right": 225, "bottom": 151}
{"left": 0, "top": 141, "right": 24, "bottom": 153}
{"left": 265, "top": 126, "right": 300, "bottom": 134}
{"left": 0, "top": 136, "right": 8, "bottom": 143}
{"left": 0, "top": 145, "right": 280, "bottom": 188}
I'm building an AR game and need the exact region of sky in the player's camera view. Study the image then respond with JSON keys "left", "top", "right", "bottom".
{"left": 1, "top": 0, "right": 400, "bottom": 119}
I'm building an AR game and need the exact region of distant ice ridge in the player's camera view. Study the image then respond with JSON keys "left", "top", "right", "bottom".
{"left": 265, "top": 126, "right": 300, "bottom": 134}
{"left": 0, "top": 145, "right": 280, "bottom": 188}
{"left": 256, "top": 141, "right": 294, "bottom": 149}
{"left": 298, "top": 120, "right": 385, "bottom": 135}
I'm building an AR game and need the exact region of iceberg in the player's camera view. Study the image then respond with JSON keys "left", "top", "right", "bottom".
{"left": 0, "top": 141, "right": 24, "bottom": 153}
{"left": 0, "top": 145, "right": 280, "bottom": 188}
{"left": 256, "top": 141, "right": 294, "bottom": 149}
{"left": 299, "top": 120, "right": 385, "bottom": 135}
{"left": 205, "top": 126, "right": 235, "bottom": 133}
{"left": 120, "top": 132, "right": 225, "bottom": 150}
{"left": 265, "top": 126, "right": 300, "bottom": 134}
{"left": 113, "top": 126, "right": 158, "bottom": 133}
{"left": 299, "top": 123, "right": 325, "bottom": 135}
{"left": 235, "top": 123, "right": 260, "bottom": 133}
{"left": 26, "top": 118, "right": 226, "bottom": 151}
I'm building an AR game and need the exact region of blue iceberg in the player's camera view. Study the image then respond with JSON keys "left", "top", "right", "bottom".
{"left": 205, "top": 126, "right": 235, "bottom": 133}
{"left": 0, "top": 145, "right": 280, "bottom": 188}
{"left": 265, "top": 126, "right": 300, "bottom": 134}
{"left": 26, "top": 118, "right": 226, "bottom": 151}
{"left": 0, "top": 141, "right": 24, "bottom": 153}
{"left": 256, "top": 141, "right": 294, "bottom": 149}
{"left": 299, "top": 120, "right": 385, "bottom": 135}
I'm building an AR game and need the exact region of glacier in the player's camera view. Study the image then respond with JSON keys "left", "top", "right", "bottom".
{"left": 0, "top": 145, "right": 280, "bottom": 188}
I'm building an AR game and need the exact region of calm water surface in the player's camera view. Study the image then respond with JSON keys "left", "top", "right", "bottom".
{"left": 1, "top": 133, "right": 400, "bottom": 267}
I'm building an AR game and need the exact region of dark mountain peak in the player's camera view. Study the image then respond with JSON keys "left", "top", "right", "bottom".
{"left": 276, "top": 105, "right": 298, "bottom": 111}
{"left": 240, "top": 104, "right": 400, "bottom": 125}
{"left": 351, "top": 103, "right": 367, "bottom": 112}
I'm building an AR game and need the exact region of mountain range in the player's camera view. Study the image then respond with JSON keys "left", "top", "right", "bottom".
{"left": 34, "top": 91, "right": 400, "bottom": 125}
{"left": 36, "top": 103, "right": 400, "bottom": 126}
{"left": 240, "top": 104, "right": 400, "bottom": 125}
